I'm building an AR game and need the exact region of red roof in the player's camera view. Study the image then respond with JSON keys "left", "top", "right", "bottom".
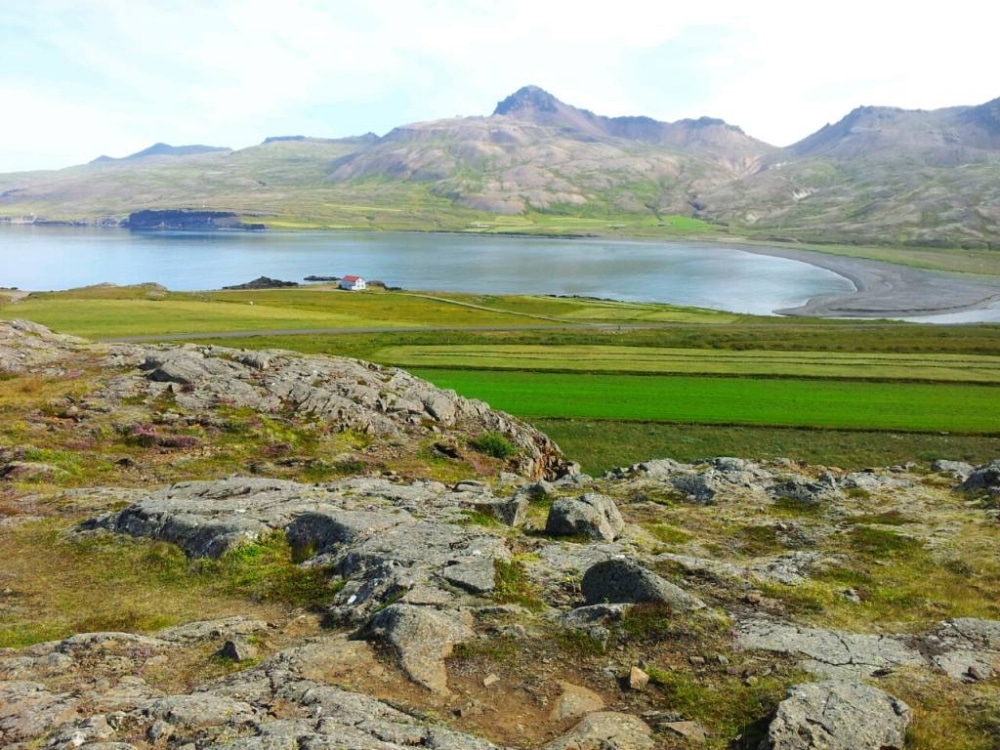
{"left": 342, "top": 275, "right": 361, "bottom": 282}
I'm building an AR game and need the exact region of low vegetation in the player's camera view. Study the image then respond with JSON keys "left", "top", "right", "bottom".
{"left": 3, "top": 284, "right": 998, "bottom": 477}
{"left": 536, "top": 420, "right": 1000, "bottom": 474}
{"left": 0, "top": 521, "right": 330, "bottom": 649}
{"left": 470, "top": 430, "right": 519, "bottom": 459}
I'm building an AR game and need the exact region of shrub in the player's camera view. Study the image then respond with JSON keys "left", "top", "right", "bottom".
{"left": 470, "top": 431, "right": 518, "bottom": 459}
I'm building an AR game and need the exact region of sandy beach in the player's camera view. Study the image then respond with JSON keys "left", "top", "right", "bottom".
{"left": 738, "top": 245, "right": 1000, "bottom": 318}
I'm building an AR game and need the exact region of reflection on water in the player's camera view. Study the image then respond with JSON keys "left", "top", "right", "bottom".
{"left": 3, "top": 226, "right": 855, "bottom": 316}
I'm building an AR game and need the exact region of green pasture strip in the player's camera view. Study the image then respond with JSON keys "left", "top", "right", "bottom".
{"left": 534, "top": 420, "right": 1000, "bottom": 475}
{"left": 200, "top": 290, "right": 565, "bottom": 326}
{"left": 452, "top": 294, "right": 739, "bottom": 323}
{"left": 190, "top": 323, "right": 1000, "bottom": 365}
{"left": 410, "top": 369, "right": 1000, "bottom": 433}
{"left": 466, "top": 212, "right": 717, "bottom": 238}
{"left": 381, "top": 345, "right": 1000, "bottom": 383}
{"left": 0, "top": 298, "right": 417, "bottom": 339}
{"left": 0, "top": 290, "right": 564, "bottom": 339}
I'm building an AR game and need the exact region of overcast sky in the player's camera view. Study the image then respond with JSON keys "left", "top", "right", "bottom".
{"left": 3, "top": 0, "right": 998, "bottom": 173}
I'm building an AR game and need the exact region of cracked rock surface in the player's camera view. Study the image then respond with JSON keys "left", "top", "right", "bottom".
{"left": 764, "top": 680, "right": 911, "bottom": 750}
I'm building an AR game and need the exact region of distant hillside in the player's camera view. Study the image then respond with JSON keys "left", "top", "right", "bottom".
{"left": 695, "top": 96, "right": 1000, "bottom": 248}
{"left": 91, "top": 142, "right": 231, "bottom": 163}
{"left": 788, "top": 99, "right": 1000, "bottom": 161}
{"left": 2, "top": 86, "right": 1000, "bottom": 248}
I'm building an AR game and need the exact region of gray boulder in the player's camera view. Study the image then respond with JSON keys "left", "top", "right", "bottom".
{"left": 666, "top": 458, "right": 769, "bottom": 503}
{"left": 548, "top": 681, "right": 606, "bottom": 721}
{"left": 841, "top": 470, "right": 911, "bottom": 492}
{"left": 155, "top": 616, "right": 271, "bottom": 644}
{"left": 457, "top": 493, "right": 529, "bottom": 527}
{"left": 361, "top": 604, "right": 474, "bottom": 695}
{"left": 542, "top": 711, "right": 655, "bottom": 750}
{"left": 927, "top": 617, "right": 1000, "bottom": 680}
{"left": 763, "top": 680, "right": 910, "bottom": 750}
{"left": 605, "top": 457, "right": 685, "bottom": 479}
{"left": 545, "top": 493, "right": 625, "bottom": 541}
{"left": 670, "top": 469, "right": 728, "bottom": 503}
{"left": 0, "top": 319, "right": 89, "bottom": 375}
{"left": 330, "top": 518, "right": 510, "bottom": 619}
{"left": 960, "top": 459, "right": 1000, "bottom": 492}
{"left": 580, "top": 558, "right": 705, "bottom": 611}
{"left": 769, "top": 473, "right": 841, "bottom": 505}
{"left": 219, "top": 637, "right": 258, "bottom": 662}
{"left": 931, "top": 459, "right": 974, "bottom": 479}
{"left": 38, "top": 715, "right": 118, "bottom": 748}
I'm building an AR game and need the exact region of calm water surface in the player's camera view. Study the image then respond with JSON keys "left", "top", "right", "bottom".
{"left": 1, "top": 226, "right": 855, "bottom": 316}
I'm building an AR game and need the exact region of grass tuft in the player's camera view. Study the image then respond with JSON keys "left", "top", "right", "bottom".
{"left": 493, "top": 557, "right": 544, "bottom": 612}
{"left": 470, "top": 431, "right": 518, "bottom": 460}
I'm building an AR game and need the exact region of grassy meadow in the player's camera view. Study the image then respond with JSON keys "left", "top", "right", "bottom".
{"left": 2, "top": 283, "right": 999, "bottom": 472}
{"left": 406, "top": 369, "right": 1000, "bottom": 432}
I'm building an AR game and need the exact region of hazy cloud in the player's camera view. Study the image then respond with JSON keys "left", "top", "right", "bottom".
{"left": 2, "top": 0, "right": 996, "bottom": 171}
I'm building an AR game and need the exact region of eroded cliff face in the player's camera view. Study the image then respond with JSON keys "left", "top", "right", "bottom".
{"left": 0, "top": 321, "right": 998, "bottom": 750}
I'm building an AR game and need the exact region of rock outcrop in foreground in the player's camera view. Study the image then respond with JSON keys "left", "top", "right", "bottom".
{"left": 1, "top": 321, "right": 998, "bottom": 749}
{"left": 0, "top": 319, "right": 573, "bottom": 482}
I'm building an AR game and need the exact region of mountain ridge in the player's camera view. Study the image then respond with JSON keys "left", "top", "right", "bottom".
{"left": 3, "top": 85, "right": 1000, "bottom": 248}
{"left": 493, "top": 85, "right": 769, "bottom": 156}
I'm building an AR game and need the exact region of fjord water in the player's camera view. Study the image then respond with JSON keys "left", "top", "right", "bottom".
{"left": 0, "top": 227, "right": 854, "bottom": 315}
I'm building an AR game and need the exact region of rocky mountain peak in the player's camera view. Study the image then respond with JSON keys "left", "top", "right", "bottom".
{"left": 493, "top": 85, "right": 562, "bottom": 116}
{"left": 685, "top": 115, "right": 739, "bottom": 131}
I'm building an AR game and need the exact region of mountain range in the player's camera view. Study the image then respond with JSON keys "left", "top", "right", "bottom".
{"left": 2, "top": 85, "right": 999, "bottom": 248}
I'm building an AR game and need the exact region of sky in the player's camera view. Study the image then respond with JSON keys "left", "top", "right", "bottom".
{"left": 3, "top": 0, "right": 998, "bottom": 173}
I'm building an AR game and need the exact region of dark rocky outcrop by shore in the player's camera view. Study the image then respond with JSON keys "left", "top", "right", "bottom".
{"left": 222, "top": 276, "right": 299, "bottom": 290}
{"left": 127, "top": 209, "right": 266, "bottom": 231}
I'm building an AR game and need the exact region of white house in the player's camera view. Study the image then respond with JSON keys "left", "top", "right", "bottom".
{"left": 338, "top": 275, "right": 367, "bottom": 291}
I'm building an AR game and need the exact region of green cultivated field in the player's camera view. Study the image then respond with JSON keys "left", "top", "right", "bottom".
{"left": 0, "top": 288, "right": 571, "bottom": 339}
{"left": 383, "top": 344, "right": 1000, "bottom": 383}
{"left": 409, "top": 369, "right": 1000, "bottom": 433}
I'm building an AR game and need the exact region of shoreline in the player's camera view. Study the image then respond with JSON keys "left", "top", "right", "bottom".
{"left": 735, "top": 245, "right": 1000, "bottom": 319}
{"left": 5, "top": 227, "right": 1000, "bottom": 320}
